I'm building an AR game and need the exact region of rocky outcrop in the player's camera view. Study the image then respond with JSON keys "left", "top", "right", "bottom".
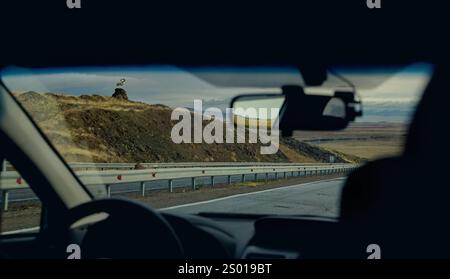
{"left": 112, "top": 88, "right": 128, "bottom": 100}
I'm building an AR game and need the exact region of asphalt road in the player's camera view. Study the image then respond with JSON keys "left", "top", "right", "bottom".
{"left": 1, "top": 177, "right": 345, "bottom": 234}
{"left": 162, "top": 178, "right": 346, "bottom": 217}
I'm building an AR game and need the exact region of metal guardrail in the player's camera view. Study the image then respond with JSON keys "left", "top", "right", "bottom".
{"left": 0, "top": 163, "right": 358, "bottom": 211}
{"left": 3, "top": 161, "right": 344, "bottom": 171}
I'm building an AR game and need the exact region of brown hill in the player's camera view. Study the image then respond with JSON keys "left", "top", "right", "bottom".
{"left": 14, "top": 92, "right": 361, "bottom": 164}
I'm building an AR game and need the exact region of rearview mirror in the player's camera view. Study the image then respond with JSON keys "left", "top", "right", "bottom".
{"left": 231, "top": 94, "right": 285, "bottom": 129}
{"left": 230, "top": 85, "right": 362, "bottom": 136}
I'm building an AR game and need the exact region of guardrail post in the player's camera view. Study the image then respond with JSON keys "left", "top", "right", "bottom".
{"left": 192, "top": 177, "right": 196, "bottom": 190}
{"left": 2, "top": 190, "right": 9, "bottom": 211}
{"left": 141, "top": 182, "right": 146, "bottom": 196}
{"left": 168, "top": 179, "right": 173, "bottom": 193}
{"left": 242, "top": 174, "right": 245, "bottom": 183}
{"left": 106, "top": 185, "right": 111, "bottom": 197}
{"left": 227, "top": 175, "right": 232, "bottom": 185}
{"left": 211, "top": 176, "right": 215, "bottom": 187}
{"left": 265, "top": 173, "right": 268, "bottom": 182}
{"left": 275, "top": 172, "right": 278, "bottom": 180}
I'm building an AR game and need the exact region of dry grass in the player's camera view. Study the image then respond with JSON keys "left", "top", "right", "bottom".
{"left": 278, "top": 144, "right": 318, "bottom": 163}
{"left": 45, "top": 93, "right": 157, "bottom": 111}
{"left": 315, "top": 139, "right": 405, "bottom": 160}
{"left": 293, "top": 122, "right": 407, "bottom": 141}
{"left": 293, "top": 122, "right": 407, "bottom": 161}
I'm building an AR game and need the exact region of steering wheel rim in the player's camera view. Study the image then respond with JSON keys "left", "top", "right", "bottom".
{"left": 63, "top": 198, "right": 184, "bottom": 259}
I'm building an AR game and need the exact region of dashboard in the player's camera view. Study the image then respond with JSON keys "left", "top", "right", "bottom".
{"left": 162, "top": 212, "right": 341, "bottom": 259}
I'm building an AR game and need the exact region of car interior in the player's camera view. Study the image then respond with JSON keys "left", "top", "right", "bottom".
{"left": 0, "top": 1, "right": 449, "bottom": 260}
{"left": 0, "top": 62, "right": 448, "bottom": 259}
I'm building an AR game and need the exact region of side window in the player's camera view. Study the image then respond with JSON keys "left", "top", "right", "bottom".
{"left": 0, "top": 159, "right": 42, "bottom": 234}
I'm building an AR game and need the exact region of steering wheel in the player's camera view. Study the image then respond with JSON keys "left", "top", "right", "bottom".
{"left": 63, "top": 198, "right": 184, "bottom": 259}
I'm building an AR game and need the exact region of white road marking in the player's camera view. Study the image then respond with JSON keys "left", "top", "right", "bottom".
{"left": 1, "top": 226, "right": 40, "bottom": 235}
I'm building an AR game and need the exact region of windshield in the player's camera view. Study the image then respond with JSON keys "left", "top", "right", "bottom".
{"left": 0, "top": 64, "right": 433, "bottom": 219}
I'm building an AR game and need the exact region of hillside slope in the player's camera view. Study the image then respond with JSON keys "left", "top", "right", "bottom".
{"left": 14, "top": 92, "right": 361, "bottom": 164}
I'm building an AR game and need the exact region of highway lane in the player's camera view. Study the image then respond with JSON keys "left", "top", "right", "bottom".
{"left": 162, "top": 178, "right": 346, "bottom": 217}
{"left": 1, "top": 172, "right": 295, "bottom": 204}
{"left": 1, "top": 177, "right": 345, "bottom": 234}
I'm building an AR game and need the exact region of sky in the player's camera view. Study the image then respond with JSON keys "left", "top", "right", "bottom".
{"left": 1, "top": 63, "right": 433, "bottom": 123}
